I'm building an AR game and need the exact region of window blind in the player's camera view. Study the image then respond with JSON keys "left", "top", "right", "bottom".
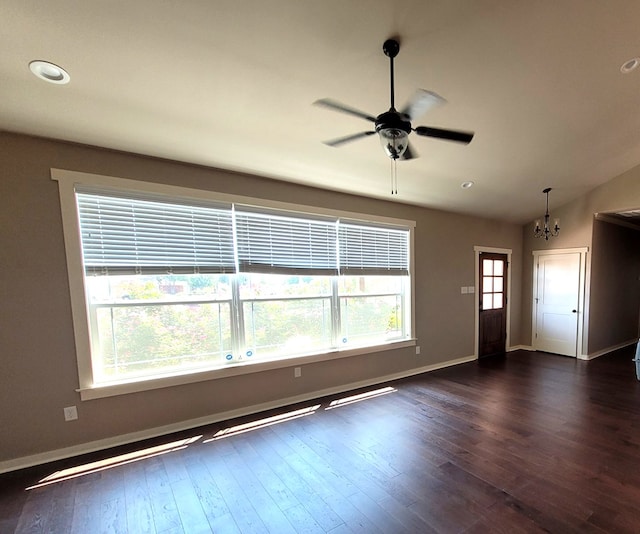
{"left": 235, "top": 209, "right": 338, "bottom": 275}
{"left": 76, "top": 192, "right": 236, "bottom": 275}
{"left": 338, "top": 222, "right": 409, "bottom": 275}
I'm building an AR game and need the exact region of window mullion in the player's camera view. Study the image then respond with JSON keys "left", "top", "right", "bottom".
{"left": 331, "top": 276, "right": 341, "bottom": 348}
{"left": 230, "top": 275, "right": 245, "bottom": 362}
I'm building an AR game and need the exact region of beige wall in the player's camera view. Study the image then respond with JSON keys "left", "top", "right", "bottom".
{"left": 0, "top": 132, "right": 523, "bottom": 466}
{"left": 521, "top": 164, "right": 640, "bottom": 353}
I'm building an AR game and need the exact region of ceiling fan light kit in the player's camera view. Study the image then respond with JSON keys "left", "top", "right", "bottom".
{"left": 377, "top": 117, "right": 410, "bottom": 159}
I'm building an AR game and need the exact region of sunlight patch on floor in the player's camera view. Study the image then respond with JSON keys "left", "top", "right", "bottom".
{"left": 26, "top": 435, "right": 201, "bottom": 490}
{"left": 204, "top": 405, "right": 321, "bottom": 442}
{"left": 325, "top": 386, "right": 397, "bottom": 410}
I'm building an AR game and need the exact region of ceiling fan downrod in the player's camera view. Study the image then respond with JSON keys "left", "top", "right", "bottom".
{"left": 383, "top": 38, "right": 400, "bottom": 110}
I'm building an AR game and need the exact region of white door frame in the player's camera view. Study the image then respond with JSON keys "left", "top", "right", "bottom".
{"left": 474, "top": 246, "right": 512, "bottom": 358}
{"left": 532, "top": 247, "right": 589, "bottom": 359}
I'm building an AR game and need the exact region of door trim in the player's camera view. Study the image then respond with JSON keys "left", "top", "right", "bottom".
{"left": 474, "top": 246, "right": 512, "bottom": 359}
{"left": 532, "top": 247, "right": 589, "bottom": 358}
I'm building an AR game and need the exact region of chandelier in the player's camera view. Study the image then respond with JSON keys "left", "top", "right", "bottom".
{"left": 534, "top": 187, "right": 560, "bottom": 240}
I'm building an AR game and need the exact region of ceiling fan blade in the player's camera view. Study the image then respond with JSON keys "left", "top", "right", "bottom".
{"left": 400, "top": 142, "right": 418, "bottom": 160}
{"left": 414, "top": 126, "right": 474, "bottom": 144}
{"left": 323, "top": 131, "right": 376, "bottom": 147}
{"left": 399, "top": 90, "right": 446, "bottom": 121}
{"left": 314, "top": 99, "right": 377, "bottom": 122}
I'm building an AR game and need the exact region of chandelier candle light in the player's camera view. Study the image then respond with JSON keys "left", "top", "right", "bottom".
{"left": 534, "top": 187, "right": 560, "bottom": 240}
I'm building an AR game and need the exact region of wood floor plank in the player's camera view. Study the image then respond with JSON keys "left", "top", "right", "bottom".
{"left": 376, "top": 494, "right": 439, "bottom": 534}
{"left": 70, "top": 473, "right": 102, "bottom": 534}
{"left": 13, "top": 487, "right": 50, "bottom": 534}
{"left": 231, "top": 437, "right": 300, "bottom": 512}
{"left": 286, "top": 420, "right": 398, "bottom": 505}
{"left": 143, "top": 459, "right": 183, "bottom": 534}
{"left": 100, "top": 467, "right": 128, "bottom": 534}
{"left": 183, "top": 454, "right": 232, "bottom": 526}
{"left": 250, "top": 431, "right": 345, "bottom": 532}
{"left": 202, "top": 448, "right": 269, "bottom": 534}
{"left": 169, "top": 478, "right": 212, "bottom": 534}
{"left": 347, "top": 490, "right": 411, "bottom": 534}
{"left": 221, "top": 443, "right": 297, "bottom": 534}
{"left": 124, "top": 462, "right": 155, "bottom": 534}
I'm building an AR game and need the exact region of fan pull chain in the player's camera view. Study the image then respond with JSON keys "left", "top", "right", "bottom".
{"left": 391, "top": 158, "right": 398, "bottom": 195}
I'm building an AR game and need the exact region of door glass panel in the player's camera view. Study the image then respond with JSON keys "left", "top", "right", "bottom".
{"left": 483, "top": 277, "right": 493, "bottom": 292}
{"left": 483, "top": 259, "right": 493, "bottom": 275}
{"left": 482, "top": 293, "right": 493, "bottom": 310}
{"left": 494, "top": 277, "right": 503, "bottom": 293}
{"left": 493, "top": 260, "right": 504, "bottom": 276}
{"left": 494, "top": 293, "right": 503, "bottom": 308}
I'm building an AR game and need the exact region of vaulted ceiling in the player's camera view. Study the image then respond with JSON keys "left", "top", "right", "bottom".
{"left": 2, "top": 1, "right": 640, "bottom": 223}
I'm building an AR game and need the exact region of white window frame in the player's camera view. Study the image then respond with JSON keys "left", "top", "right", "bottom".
{"left": 52, "top": 169, "right": 416, "bottom": 400}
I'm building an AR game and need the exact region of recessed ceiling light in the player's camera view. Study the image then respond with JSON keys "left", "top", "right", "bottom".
{"left": 461, "top": 181, "right": 474, "bottom": 189}
{"left": 29, "top": 60, "right": 70, "bottom": 84}
{"left": 620, "top": 57, "right": 640, "bottom": 74}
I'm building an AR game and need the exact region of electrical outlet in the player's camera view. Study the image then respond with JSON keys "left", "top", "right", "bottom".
{"left": 63, "top": 406, "right": 78, "bottom": 421}
{"left": 415, "top": 345, "right": 421, "bottom": 355}
{"left": 294, "top": 367, "right": 302, "bottom": 378}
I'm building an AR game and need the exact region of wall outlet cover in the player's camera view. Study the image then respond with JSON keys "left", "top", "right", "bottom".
{"left": 63, "top": 406, "right": 78, "bottom": 421}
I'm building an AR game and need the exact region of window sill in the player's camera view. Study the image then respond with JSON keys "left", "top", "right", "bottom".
{"left": 77, "top": 339, "right": 417, "bottom": 401}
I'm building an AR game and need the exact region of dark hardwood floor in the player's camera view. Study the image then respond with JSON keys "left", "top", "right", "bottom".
{"left": 2, "top": 347, "right": 640, "bottom": 533}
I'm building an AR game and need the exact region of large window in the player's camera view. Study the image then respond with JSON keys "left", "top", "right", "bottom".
{"left": 53, "top": 170, "right": 414, "bottom": 398}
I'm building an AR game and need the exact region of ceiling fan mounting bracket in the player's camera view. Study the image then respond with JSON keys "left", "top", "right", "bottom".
{"left": 383, "top": 39, "right": 400, "bottom": 59}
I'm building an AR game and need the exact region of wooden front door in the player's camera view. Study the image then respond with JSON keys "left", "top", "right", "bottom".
{"left": 479, "top": 252, "right": 508, "bottom": 358}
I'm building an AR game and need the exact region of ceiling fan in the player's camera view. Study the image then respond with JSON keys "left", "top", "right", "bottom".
{"left": 314, "top": 38, "right": 474, "bottom": 161}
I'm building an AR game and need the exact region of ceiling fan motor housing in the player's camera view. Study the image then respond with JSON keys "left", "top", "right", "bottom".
{"left": 375, "top": 110, "right": 411, "bottom": 159}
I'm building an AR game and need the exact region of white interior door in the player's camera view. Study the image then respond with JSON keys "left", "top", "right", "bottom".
{"left": 534, "top": 252, "right": 582, "bottom": 356}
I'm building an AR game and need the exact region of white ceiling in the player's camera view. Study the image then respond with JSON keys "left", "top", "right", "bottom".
{"left": 2, "top": 1, "right": 640, "bottom": 224}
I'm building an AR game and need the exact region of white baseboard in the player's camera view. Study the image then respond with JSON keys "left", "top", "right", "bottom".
{"left": 578, "top": 339, "right": 638, "bottom": 360}
{"left": 508, "top": 344, "right": 534, "bottom": 352}
{"left": 0, "top": 354, "right": 476, "bottom": 474}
